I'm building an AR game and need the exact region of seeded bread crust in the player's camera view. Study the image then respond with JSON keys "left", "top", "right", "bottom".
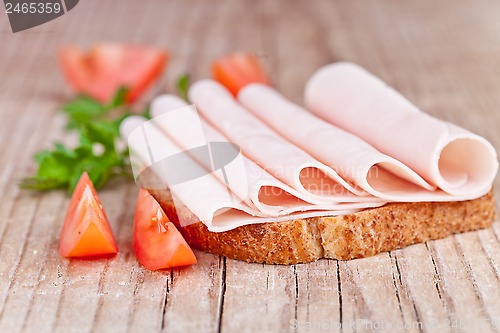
{"left": 149, "top": 190, "right": 496, "bottom": 264}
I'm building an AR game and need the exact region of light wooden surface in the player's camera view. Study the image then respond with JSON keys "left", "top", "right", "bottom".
{"left": 1, "top": 1, "right": 500, "bottom": 332}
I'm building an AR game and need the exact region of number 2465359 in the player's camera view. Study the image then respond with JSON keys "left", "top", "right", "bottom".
{"left": 5, "top": 2, "right": 62, "bottom": 14}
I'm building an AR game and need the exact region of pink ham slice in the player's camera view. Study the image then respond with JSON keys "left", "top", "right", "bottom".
{"left": 121, "top": 63, "right": 497, "bottom": 232}
{"left": 149, "top": 94, "right": 385, "bottom": 215}
{"left": 121, "top": 115, "right": 265, "bottom": 230}
{"left": 120, "top": 108, "right": 377, "bottom": 232}
{"left": 304, "top": 62, "right": 498, "bottom": 198}
{"left": 121, "top": 115, "right": 345, "bottom": 232}
{"left": 238, "top": 84, "right": 466, "bottom": 202}
{"left": 188, "top": 80, "right": 368, "bottom": 203}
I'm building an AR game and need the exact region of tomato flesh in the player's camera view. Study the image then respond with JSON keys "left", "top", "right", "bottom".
{"left": 133, "top": 189, "right": 197, "bottom": 270}
{"left": 59, "top": 172, "right": 118, "bottom": 258}
{"left": 212, "top": 52, "right": 270, "bottom": 96}
{"left": 59, "top": 43, "right": 168, "bottom": 103}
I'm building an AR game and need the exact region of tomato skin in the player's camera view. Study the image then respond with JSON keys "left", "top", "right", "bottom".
{"left": 59, "top": 44, "right": 168, "bottom": 103}
{"left": 59, "top": 172, "right": 118, "bottom": 258}
{"left": 133, "top": 189, "right": 197, "bottom": 271}
{"left": 212, "top": 52, "right": 270, "bottom": 96}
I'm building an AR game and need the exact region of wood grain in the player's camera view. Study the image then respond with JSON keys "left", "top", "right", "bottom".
{"left": 0, "top": 0, "right": 499, "bottom": 332}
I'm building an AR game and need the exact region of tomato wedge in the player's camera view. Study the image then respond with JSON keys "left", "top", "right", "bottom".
{"left": 212, "top": 52, "right": 270, "bottom": 96}
{"left": 59, "top": 43, "right": 168, "bottom": 103}
{"left": 133, "top": 189, "right": 197, "bottom": 270}
{"left": 59, "top": 172, "right": 118, "bottom": 258}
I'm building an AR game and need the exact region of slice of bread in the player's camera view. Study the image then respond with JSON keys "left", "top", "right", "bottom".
{"left": 149, "top": 190, "right": 496, "bottom": 264}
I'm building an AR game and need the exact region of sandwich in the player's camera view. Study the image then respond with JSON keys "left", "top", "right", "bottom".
{"left": 120, "top": 62, "right": 498, "bottom": 264}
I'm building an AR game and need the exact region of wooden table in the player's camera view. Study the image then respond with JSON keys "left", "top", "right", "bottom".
{"left": 1, "top": 1, "right": 499, "bottom": 332}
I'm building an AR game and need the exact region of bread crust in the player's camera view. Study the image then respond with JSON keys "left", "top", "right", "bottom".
{"left": 149, "top": 190, "right": 496, "bottom": 264}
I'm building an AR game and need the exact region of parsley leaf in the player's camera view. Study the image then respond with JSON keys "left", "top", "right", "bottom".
{"left": 61, "top": 95, "right": 105, "bottom": 129}
{"left": 61, "top": 87, "right": 129, "bottom": 130}
{"left": 177, "top": 74, "right": 190, "bottom": 102}
{"left": 107, "top": 86, "right": 129, "bottom": 109}
{"left": 20, "top": 87, "right": 132, "bottom": 193}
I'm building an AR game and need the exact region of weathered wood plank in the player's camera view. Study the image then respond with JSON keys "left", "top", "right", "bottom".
{"left": 162, "top": 252, "right": 223, "bottom": 333}
{"left": 0, "top": 192, "right": 64, "bottom": 333}
{"left": 338, "top": 254, "right": 412, "bottom": 333}
{"left": 426, "top": 236, "right": 497, "bottom": 333}
{"left": 295, "top": 260, "right": 341, "bottom": 333}
{"left": 390, "top": 245, "right": 450, "bottom": 333}
{"left": 221, "top": 260, "right": 296, "bottom": 333}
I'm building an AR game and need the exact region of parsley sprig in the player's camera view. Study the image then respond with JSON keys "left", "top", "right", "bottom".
{"left": 177, "top": 74, "right": 190, "bottom": 102}
{"left": 20, "top": 88, "right": 133, "bottom": 193}
{"left": 21, "top": 74, "right": 189, "bottom": 194}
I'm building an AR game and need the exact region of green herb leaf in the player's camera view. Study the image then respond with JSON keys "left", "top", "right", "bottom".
{"left": 107, "top": 86, "right": 129, "bottom": 108}
{"left": 21, "top": 87, "right": 133, "bottom": 194}
{"left": 141, "top": 105, "right": 151, "bottom": 119}
{"left": 61, "top": 87, "right": 130, "bottom": 130}
{"left": 61, "top": 95, "right": 106, "bottom": 129}
{"left": 19, "top": 177, "right": 68, "bottom": 191}
{"left": 177, "top": 74, "right": 190, "bottom": 102}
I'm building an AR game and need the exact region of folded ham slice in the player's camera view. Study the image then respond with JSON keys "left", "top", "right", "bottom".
{"left": 149, "top": 94, "right": 384, "bottom": 215}
{"left": 189, "top": 80, "right": 369, "bottom": 202}
{"left": 305, "top": 62, "right": 498, "bottom": 199}
{"left": 121, "top": 101, "right": 380, "bottom": 232}
{"left": 121, "top": 116, "right": 262, "bottom": 227}
{"left": 238, "top": 84, "right": 471, "bottom": 202}
{"left": 121, "top": 62, "right": 497, "bottom": 232}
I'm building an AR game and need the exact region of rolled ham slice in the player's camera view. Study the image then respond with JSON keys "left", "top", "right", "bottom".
{"left": 149, "top": 94, "right": 385, "bottom": 216}
{"left": 121, "top": 115, "right": 370, "bottom": 232}
{"left": 305, "top": 62, "right": 498, "bottom": 199}
{"left": 121, "top": 62, "right": 497, "bottom": 232}
{"left": 121, "top": 116, "right": 265, "bottom": 229}
{"left": 189, "top": 80, "right": 368, "bottom": 202}
{"left": 238, "top": 84, "right": 464, "bottom": 202}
